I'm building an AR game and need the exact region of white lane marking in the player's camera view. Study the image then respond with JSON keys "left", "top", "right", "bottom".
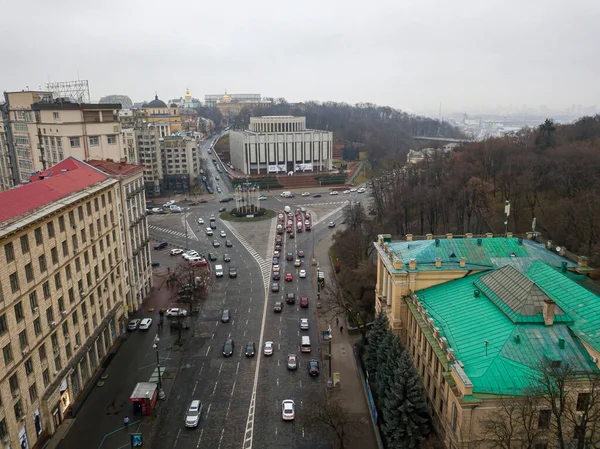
{"left": 236, "top": 362, "right": 240, "bottom": 375}
{"left": 206, "top": 346, "right": 211, "bottom": 356}
{"left": 173, "top": 429, "right": 182, "bottom": 448}
{"left": 218, "top": 361, "right": 224, "bottom": 375}
{"left": 196, "top": 429, "right": 204, "bottom": 448}
{"left": 206, "top": 403, "right": 211, "bottom": 419}
{"left": 213, "top": 381, "right": 218, "bottom": 394}
{"left": 218, "top": 428, "right": 225, "bottom": 449}
{"left": 192, "top": 380, "right": 198, "bottom": 395}
{"left": 231, "top": 380, "right": 236, "bottom": 396}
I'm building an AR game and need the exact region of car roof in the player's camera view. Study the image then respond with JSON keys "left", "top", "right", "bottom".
{"left": 141, "top": 318, "right": 152, "bottom": 323}
{"left": 301, "top": 318, "right": 308, "bottom": 322}
{"left": 189, "top": 400, "right": 201, "bottom": 409}
{"left": 130, "top": 318, "right": 140, "bottom": 322}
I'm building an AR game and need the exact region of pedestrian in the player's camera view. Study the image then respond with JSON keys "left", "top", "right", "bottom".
{"left": 336, "top": 317, "right": 339, "bottom": 326}
{"left": 340, "top": 326, "right": 343, "bottom": 333}
{"left": 124, "top": 416, "right": 130, "bottom": 427}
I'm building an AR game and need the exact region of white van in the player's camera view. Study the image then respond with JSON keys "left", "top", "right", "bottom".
{"left": 301, "top": 336, "right": 311, "bottom": 353}
{"left": 215, "top": 265, "right": 224, "bottom": 277}
{"left": 281, "top": 191, "right": 292, "bottom": 198}
{"left": 188, "top": 256, "right": 203, "bottom": 264}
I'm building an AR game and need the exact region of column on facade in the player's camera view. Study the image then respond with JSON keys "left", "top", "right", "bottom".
{"left": 382, "top": 268, "right": 388, "bottom": 298}
{"left": 387, "top": 274, "right": 393, "bottom": 306}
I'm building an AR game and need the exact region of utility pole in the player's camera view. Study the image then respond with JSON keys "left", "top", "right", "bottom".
{"left": 184, "top": 212, "right": 189, "bottom": 250}
{"left": 327, "top": 325, "right": 333, "bottom": 388}
{"left": 504, "top": 200, "right": 510, "bottom": 236}
{"left": 153, "top": 334, "right": 166, "bottom": 400}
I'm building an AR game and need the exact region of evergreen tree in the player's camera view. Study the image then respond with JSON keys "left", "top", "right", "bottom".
{"left": 364, "top": 311, "right": 390, "bottom": 373}
{"left": 375, "top": 333, "right": 405, "bottom": 401}
{"left": 382, "top": 349, "right": 430, "bottom": 449}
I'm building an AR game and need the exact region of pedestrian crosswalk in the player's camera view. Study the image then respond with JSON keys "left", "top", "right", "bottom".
{"left": 294, "top": 201, "right": 349, "bottom": 207}
{"left": 148, "top": 225, "right": 199, "bottom": 241}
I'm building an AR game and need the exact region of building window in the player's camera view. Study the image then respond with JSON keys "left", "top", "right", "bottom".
{"left": 451, "top": 403, "right": 458, "bottom": 431}
{"left": 29, "top": 291, "right": 38, "bottom": 312}
{"left": 66, "top": 264, "right": 72, "bottom": 280}
{"left": 39, "top": 254, "right": 47, "bottom": 272}
{"left": 69, "top": 287, "right": 75, "bottom": 303}
{"left": 107, "top": 135, "right": 117, "bottom": 145}
{"left": 43, "top": 281, "right": 51, "bottom": 299}
{"left": 62, "top": 239, "right": 69, "bottom": 257}
{"left": 25, "top": 263, "right": 34, "bottom": 282}
{"left": 538, "top": 409, "right": 551, "bottom": 429}
{"left": 46, "top": 307, "right": 54, "bottom": 326}
{"left": 14, "top": 302, "right": 24, "bottom": 321}
{"left": 29, "top": 383, "right": 37, "bottom": 403}
{"left": 10, "top": 272, "right": 19, "bottom": 293}
{"left": 47, "top": 221, "right": 55, "bottom": 238}
{"left": 43, "top": 369, "right": 50, "bottom": 387}
{"left": 34, "top": 318, "right": 42, "bottom": 336}
{"left": 18, "top": 330, "right": 28, "bottom": 350}
{"left": 55, "top": 273, "right": 62, "bottom": 289}
{"left": 53, "top": 112, "right": 60, "bottom": 120}
{"left": 58, "top": 215, "right": 65, "bottom": 232}
{"left": 72, "top": 311, "right": 78, "bottom": 325}
{"left": 58, "top": 296, "right": 65, "bottom": 313}
{"left": 75, "top": 256, "right": 81, "bottom": 272}
{"left": 34, "top": 227, "right": 43, "bottom": 245}
{"left": 4, "top": 242, "right": 14, "bottom": 263}
{"left": 0, "top": 419, "right": 7, "bottom": 439}
{"left": 89, "top": 136, "right": 99, "bottom": 146}
{"left": 39, "top": 343, "right": 47, "bottom": 361}
{"left": 3, "top": 344, "right": 13, "bottom": 365}
{"left": 70, "top": 137, "right": 80, "bottom": 148}
{"left": 14, "top": 400, "right": 24, "bottom": 420}
{"left": 577, "top": 393, "right": 591, "bottom": 411}
{"left": 0, "top": 314, "right": 7, "bottom": 335}
{"left": 51, "top": 246, "right": 59, "bottom": 264}
{"left": 78, "top": 206, "right": 84, "bottom": 220}
{"left": 20, "top": 235, "right": 29, "bottom": 253}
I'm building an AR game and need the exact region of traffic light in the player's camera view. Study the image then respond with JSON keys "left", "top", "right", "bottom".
{"left": 130, "top": 433, "right": 143, "bottom": 447}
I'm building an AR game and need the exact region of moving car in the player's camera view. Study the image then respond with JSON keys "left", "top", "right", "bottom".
{"left": 263, "top": 341, "right": 274, "bottom": 356}
{"left": 221, "top": 309, "right": 230, "bottom": 323}
{"left": 286, "top": 293, "right": 296, "bottom": 304}
{"left": 328, "top": 222, "right": 336, "bottom": 228}
{"left": 245, "top": 342, "right": 256, "bottom": 357}
{"left": 258, "top": 195, "right": 267, "bottom": 201}
{"left": 297, "top": 250, "right": 305, "bottom": 258}
{"left": 218, "top": 207, "right": 226, "bottom": 212}
{"left": 223, "top": 254, "right": 231, "bottom": 262}
{"left": 223, "top": 339, "right": 235, "bottom": 357}
{"left": 287, "top": 354, "right": 298, "bottom": 370}
{"left": 213, "top": 240, "right": 220, "bottom": 248}
{"left": 139, "top": 318, "right": 153, "bottom": 330}
{"left": 330, "top": 191, "right": 339, "bottom": 195}
{"left": 285, "top": 272, "right": 293, "bottom": 282}
{"left": 300, "top": 296, "right": 309, "bottom": 308}
{"left": 294, "top": 259, "right": 302, "bottom": 267}
{"left": 271, "top": 283, "right": 280, "bottom": 292}
{"left": 166, "top": 308, "right": 188, "bottom": 317}
{"left": 127, "top": 319, "right": 140, "bottom": 331}
{"left": 281, "top": 400, "right": 295, "bottom": 421}
{"left": 197, "top": 218, "right": 204, "bottom": 224}
{"left": 210, "top": 215, "right": 215, "bottom": 222}
{"left": 273, "top": 302, "right": 283, "bottom": 313}
{"left": 286, "top": 252, "right": 294, "bottom": 261}
{"left": 299, "top": 269, "right": 307, "bottom": 278}
{"left": 226, "top": 240, "right": 233, "bottom": 247}
{"left": 210, "top": 222, "right": 217, "bottom": 229}
{"left": 151, "top": 261, "right": 160, "bottom": 267}
{"left": 308, "top": 359, "right": 320, "bottom": 376}
{"left": 206, "top": 228, "right": 214, "bottom": 236}
{"left": 154, "top": 242, "right": 168, "bottom": 250}
{"left": 220, "top": 230, "right": 226, "bottom": 238}
{"left": 229, "top": 267, "right": 237, "bottom": 278}
{"left": 301, "top": 192, "right": 310, "bottom": 197}
{"left": 272, "top": 272, "right": 280, "bottom": 280}
{"left": 300, "top": 318, "right": 309, "bottom": 330}
{"left": 312, "top": 193, "right": 322, "bottom": 198}
{"left": 208, "top": 252, "right": 217, "bottom": 261}
{"left": 185, "top": 400, "right": 203, "bottom": 428}
{"left": 171, "top": 248, "right": 184, "bottom": 256}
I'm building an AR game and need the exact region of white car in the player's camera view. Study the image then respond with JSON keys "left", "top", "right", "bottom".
{"left": 139, "top": 318, "right": 153, "bottom": 330}
{"left": 299, "top": 269, "right": 307, "bottom": 278}
{"left": 357, "top": 188, "right": 366, "bottom": 193}
{"left": 220, "top": 230, "right": 226, "bottom": 238}
{"left": 163, "top": 200, "right": 175, "bottom": 207}
{"left": 185, "top": 400, "right": 203, "bottom": 428}
{"left": 183, "top": 251, "right": 199, "bottom": 260}
{"left": 329, "top": 191, "right": 339, "bottom": 195}
{"left": 350, "top": 188, "right": 357, "bottom": 192}
{"left": 258, "top": 195, "right": 267, "bottom": 201}
{"left": 166, "top": 308, "right": 188, "bottom": 317}
{"left": 300, "top": 318, "right": 309, "bottom": 330}
{"left": 206, "top": 228, "right": 213, "bottom": 236}
{"left": 343, "top": 190, "right": 350, "bottom": 194}
{"left": 281, "top": 400, "right": 295, "bottom": 421}
{"left": 263, "top": 341, "right": 274, "bottom": 356}
{"left": 301, "top": 192, "right": 310, "bottom": 197}
{"left": 198, "top": 218, "right": 204, "bottom": 224}
{"left": 170, "top": 248, "right": 184, "bottom": 256}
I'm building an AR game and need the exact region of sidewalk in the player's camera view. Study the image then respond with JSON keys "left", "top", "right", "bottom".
{"left": 313, "top": 232, "right": 381, "bottom": 449}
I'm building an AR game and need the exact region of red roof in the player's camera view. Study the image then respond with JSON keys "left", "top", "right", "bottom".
{"left": 0, "top": 157, "right": 111, "bottom": 225}
{"left": 86, "top": 159, "right": 145, "bottom": 177}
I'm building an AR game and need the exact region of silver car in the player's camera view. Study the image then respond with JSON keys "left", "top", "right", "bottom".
{"left": 185, "top": 400, "right": 203, "bottom": 428}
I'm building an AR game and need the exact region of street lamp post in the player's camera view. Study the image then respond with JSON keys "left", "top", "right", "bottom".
{"left": 327, "top": 325, "right": 333, "bottom": 389}
{"left": 153, "top": 335, "right": 166, "bottom": 400}
{"left": 184, "top": 212, "right": 190, "bottom": 251}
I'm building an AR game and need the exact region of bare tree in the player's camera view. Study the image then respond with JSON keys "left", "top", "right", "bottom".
{"left": 305, "top": 397, "right": 360, "bottom": 449}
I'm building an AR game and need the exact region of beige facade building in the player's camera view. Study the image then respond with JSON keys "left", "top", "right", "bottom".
{"left": 0, "top": 157, "right": 129, "bottom": 448}
{"left": 1, "top": 91, "right": 125, "bottom": 187}
{"left": 120, "top": 128, "right": 138, "bottom": 164}
{"left": 160, "top": 135, "right": 199, "bottom": 192}
{"left": 136, "top": 125, "right": 163, "bottom": 196}
{"left": 229, "top": 116, "right": 333, "bottom": 175}
{"left": 374, "top": 233, "right": 599, "bottom": 448}
{"left": 0, "top": 121, "right": 13, "bottom": 191}
{"left": 87, "top": 160, "right": 152, "bottom": 313}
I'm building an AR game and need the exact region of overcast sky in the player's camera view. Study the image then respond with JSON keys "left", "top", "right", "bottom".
{"left": 2, "top": 0, "right": 599, "bottom": 114}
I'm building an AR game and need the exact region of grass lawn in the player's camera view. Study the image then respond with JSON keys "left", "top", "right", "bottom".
{"left": 220, "top": 208, "right": 276, "bottom": 222}
{"left": 353, "top": 171, "right": 368, "bottom": 185}
{"left": 359, "top": 151, "right": 368, "bottom": 160}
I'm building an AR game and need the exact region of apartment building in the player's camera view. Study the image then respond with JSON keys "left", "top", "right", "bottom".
{"left": 374, "top": 233, "right": 599, "bottom": 448}
{"left": 1, "top": 91, "right": 124, "bottom": 186}
{"left": 120, "top": 128, "right": 138, "bottom": 164}
{"left": 87, "top": 160, "right": 151, "bottom": 313}
{"left": 135, "top": 125, "right": 163, "bottom": 196}
{"left": 160, "top": 135, "right": 199, "bottom": 192}
{"left": 0, "top": 157, "right": 128, "bottom": 448}
{"left": 0, "top": 121, "right": 13, "bottom": 191}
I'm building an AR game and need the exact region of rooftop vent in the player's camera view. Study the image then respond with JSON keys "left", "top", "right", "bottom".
{"left": 518, "top": 238, "right": 523, "bottom": 245}
{"left": 514, "top": 334, "right": 521, "bottom": 344}
{"left": 474, "top": 289, "right": 480, "bottom": 297}
{"left": 61, "top": 169, "right": 68, "bottom": 173}
{"left": 477, "top": 238, "right": 482, "bottom": 246}
{"left": 561, "top": 262, "right": 567, "bottom": 273}
{"left": 558, "top": 337, "right": 565, "bottom": 349}
{"left": 435, "top": 238, "right": 440, "bottom": 247}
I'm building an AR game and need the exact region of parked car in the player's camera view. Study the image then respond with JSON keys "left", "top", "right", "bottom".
{"left": 151, "top": 261, "right": 160, "bottom": 267}
{"left": 127, "top": 319, "right": 140, "bottom": 331}
{"left": 166, "top": 308, "right": 187, "bottom": 317}
{"left": 154, "top": 242, "right": 168, "bottom": 250}
{"left": 245, "top": 342, "right": 256, "bottom": 357}
{"left": 139, "top": 318, "right": 153, "bottom": 330}
{"left": 185, "top": 400, "right": 203, "bottom": 428}
{"left": 218, "top": 207, "right": 226, "bottom": 212}
{"left": 171, "top": 248, "right": 184, "bottom": 256}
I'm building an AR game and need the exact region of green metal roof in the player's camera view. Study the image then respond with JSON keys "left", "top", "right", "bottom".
{"left": 382, "top": 237, "right": 577, "bottom": 274}
{"left": 416, "top": 264, "right": 599, "bottom": 396}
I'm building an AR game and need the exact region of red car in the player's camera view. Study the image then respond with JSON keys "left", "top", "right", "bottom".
{"left": 285, "top": 272, "right": 293, "bottom": 282}
{"left": 273, "top": 302, "right": 283, "bottom": 313}
{"left": 190, "top": 259, "right": 208, "bottom": 267}
{"left": 300, "top": 297, "right": 309, "bottom": 308}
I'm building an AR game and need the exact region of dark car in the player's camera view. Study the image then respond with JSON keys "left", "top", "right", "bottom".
{"left": 271, "top": 283, "right": 280, "bottom": 292}
{"left": 245, "top": 342, "right": 256, "bottom": 357}
{"left": 208, "top": 252, "right": 217, "bottom": 261}
{"left": 218, "top": 207, "right": 226, "bottom": 212}
{"left": 272, "top": 257, "right": 279, "bottom": 265}
{"left": 223, "top": 254, "right": 231, "bottom": 262}
{"left": 210, "top": 222, "right": 217, "bottom": 229}
{"left": 312, "top": 194, "right": 322, "bottom": 198}
{"left": 297, "top": 250, "right": 305, "bottom": 258}
{"left": 286, "top": 252, "right": 294, "bottom": 261}
{"left": 229, "top": 267, "right": 237, "bottom": 278}
{"left": 223, "top": 339, "right": 235, "bottom": 357}
{"left": 219, "top": 198, "right": 230, "bottom": 203}
{"left": 225, "top": 240, "right": 233, "bottom": 247}
{"left": 178, "top": 286, "right": 193, "bottom": 296}
{"left": 151, "top": 261, "right": 160, "bottom": 267}
{"left": 221, "top": 309, "right": 230, "bottom": 323}
{"left": 272, "top": 272, "right": 280, "bottom": 281}
{"left": 286, "top": 293, "right": 296, "bottom": 304}
{"left": 308, "top": 359, "right": 320, "bottom": 376}
{"left": 154, "top": 242, "right": 168, "bottom": 250}
{"left": 273, "top": 302, "right": 283, "bottom": 313}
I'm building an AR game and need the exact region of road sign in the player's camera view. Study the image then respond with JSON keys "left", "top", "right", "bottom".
{"left": 322, "top": 331, "right": 331, "bottom": 341}
{"left": 130, "top": 433, "right": 143, "bottom": 447}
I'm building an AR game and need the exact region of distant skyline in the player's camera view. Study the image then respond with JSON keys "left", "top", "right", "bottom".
{"left": 1, "top": 0, "right": 599, "bottom": 115}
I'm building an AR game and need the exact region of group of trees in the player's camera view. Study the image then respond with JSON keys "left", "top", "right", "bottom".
{"left": 364, "top": 312, "right": 430, "bottom": 448}
{"left": 369, "top": 115, "right": 600, "bottom": 264}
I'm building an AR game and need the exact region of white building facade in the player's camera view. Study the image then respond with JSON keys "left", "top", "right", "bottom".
{"left": 229, "top": 116, "right": 333, "bottom": 175}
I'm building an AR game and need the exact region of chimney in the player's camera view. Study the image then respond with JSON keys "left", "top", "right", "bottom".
{"left": 406, "top": 234, "right": 413, "bottom": 242}
{"left": 559, "top": 247, "right": 566, "bottom": 256}
{"left": 459, "top": 257, "right": 466, "bottom": 267}
{"left": 435, "top": 257, "right": 442, "bottom": 268}
{"left": 506, "top": 232, "right": 513, "bottom": 238}
{"left": 518, "top": 238, "right": 523, "bottom": 246}
{"left": 486, "top": 232, "right": 494, "bottom": 238}
{"left": 409, "top": 258, "right": 417, "bottom": 270}
{"left": 546, "top": 240, "right": 553, "bottom": 249}
{"left": 446, "top": 233, "right": 453, "bottom": 240}
{"left": 543, "top": 299, "right": 556, "bottom": 326}
{"left": 526, "top": 232, "right": 533, "bottom": 240}
{"left": 561, "top": 262, "right": 567, "bottom": 273}
{"left": 465, "top": 233, "right": 473, "bottom": 239}
{"left": 477, "top": 238, "right": 482, "bottom": 246}
{"left": 426, "top": 234, "right": 433, "bottom": 240}
{"left": 435, "top": 238, "right": 440, "bottom": 247}
{"left": 578, "top": 256, "right": 588, "bottom": 267}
